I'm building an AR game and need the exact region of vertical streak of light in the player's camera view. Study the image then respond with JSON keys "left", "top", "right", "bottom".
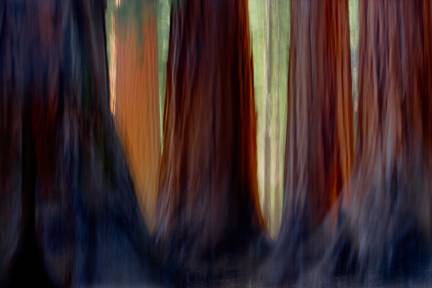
{"left": 110, "top": 8, "right": 117, "bottom": 114}
{"left": 349, "top": 0, "right": 359, "bottom": 113}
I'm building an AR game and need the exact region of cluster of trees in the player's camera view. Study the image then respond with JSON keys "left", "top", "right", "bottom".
{"left": 269, "top": 0, "right": 432, "bottom": 284}
{"left": 1, "top": 0, "right": 432, "bottom": 286}
{"left": 139, "top": 0, "right": 432, "bottom": 284}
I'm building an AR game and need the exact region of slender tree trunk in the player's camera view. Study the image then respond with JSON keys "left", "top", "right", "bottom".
{"left": 156, "top": 0, "right": 266, "bottom": 272}
{"left": 272, "top": 0, "right": 281, "bottom": 236}
{"left": 269, "top": 0, "right": 353, "bottom": 281}
{"left": 272, "top": 0, "right": 287, "bottom": 236}
{"left": 113, "top": 1, "right": 161, "bottom": 230}
{"left": 263, "top": 0, "right": 273, "bottom": 230}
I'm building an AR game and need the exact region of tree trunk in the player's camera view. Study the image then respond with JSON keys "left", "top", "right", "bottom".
{"left": 263, "top": 0, "right": 273, "bottom": 230}
{"left": 271, "top": 0, "right": 289, "bottom": 237}
{"left": 269, "top": 0, "right": 353, "bottom": 281}
{"left": 0, "top": 1, "right": 22, "bottom": 276}
{"left": 0, "top": 1, "right": 163, "bottom": 286}
{"left": 112, "top": 0, "right": 161, "bottom": 230}
{"left": 156, "top": 0, "right": 266, "bottom": 273}
{"left": 331, "top": 0, "right": 432, "bottom": 279}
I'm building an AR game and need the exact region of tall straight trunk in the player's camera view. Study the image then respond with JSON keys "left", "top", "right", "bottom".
{"left": 156, "top": 0, "right": 266, "bottom": 270}
{"left": 263, "top": 0, "right": 273, "bottom": 229}
{"left": 331, "top": 0, "right": 432, "bottom": 279}
{"left": 0, "top": 1, "right": 163, "bottom": 286}
{"left": 113, "top": 0, "right": 160, "bottom": 230}
{"left": 272, "top": 0, "right": 281, "bottom": 236}
{"left": 272, "top": 0, "right": 289, "bottom": 236}
{"left": 0, "top": 1, "right": 22, "bottom": 276}
{"left": 269, "top": 0, "right": 353, "bottom": 281}
{"left": 284, "top": 0, "right": 353, "bottom": 243}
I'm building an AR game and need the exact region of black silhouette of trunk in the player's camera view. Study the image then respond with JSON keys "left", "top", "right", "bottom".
{"left": 156, "top": 0, "right": 266, "bottom": 273}
{"left": 0, "top": 1, "right": 164, "bottom": 286}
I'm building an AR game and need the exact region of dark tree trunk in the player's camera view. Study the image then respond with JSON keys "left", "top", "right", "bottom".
{"left": 328, "top": 0, "right": 432, "bottom": 280}
{"left": 0, "top": 1, "right": 23, "bottom": 279}
{"left": 0, "top": 1, "right": 165, "bottom": 286}
{"left": 156, "top": 0, "right": 266, "bottom": 275}
{"left": 267, "top": 0, "right": 354, "bottom": 282}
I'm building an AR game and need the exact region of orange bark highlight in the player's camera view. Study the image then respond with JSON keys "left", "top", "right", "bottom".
{"left": 114, "top": 6, "right": 160, "bottom": 230}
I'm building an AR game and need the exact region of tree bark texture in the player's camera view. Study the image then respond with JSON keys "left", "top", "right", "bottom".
{"left": 269, "top": 0, "right": 354, "bottom": 281}
{"left": 156, "top": 0, "right": 266, "bottom": 270}
{"left": 113, "top": 1, "right": 161, "bottom": 230}
{"left": 282, "top": 0, "right": 353, "bottom": 245}
{"left": 330, "top": 0, "right": 432, "bottom": 279}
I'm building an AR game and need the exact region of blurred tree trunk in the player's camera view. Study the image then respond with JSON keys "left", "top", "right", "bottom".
{"left": 271, "top": 0, "right": 281, "bottom": 236}
{"left": 284, "top": 0, "right": 353, "bottom": 243}
{"left": 0, "top": 1, "right": 162, "bottom": 286}
{"left": 0, "top": 2, "right": 23, "bottom": 277}
{"left": 112, "top": 0, "right": 160, "bottom": 230}
{"left": 271, "top": 0, "right": 286, "bottom": 237}
{"left": 263, "top": 0, "right": 273, "bottom": 229}
{"left": 269, "top": 0, "right": 353, "bottom": 280}
{"left": 333, "top": 0, "right": 432, "bottom": 278}
{"left": 156, "top": 0, "right": 266, "bottom": 271}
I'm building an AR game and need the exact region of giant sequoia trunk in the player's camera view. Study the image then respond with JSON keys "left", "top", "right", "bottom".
{"left": 0, "top": 1, "right": 164, "bottom": 286}
{"left": 156, "top": 0, "right": 266, "bottom": 273}
{"left": 268, "top": 0, "right": 354, "bottom": 282}
{"left": 112, "top": 0, "right": 161, "bottom": 230}
{"left": 0, "top": 1, "right": 22, "bottom": 278}
{"left": 325, "top": 0, "right": 432, "bottom": 280}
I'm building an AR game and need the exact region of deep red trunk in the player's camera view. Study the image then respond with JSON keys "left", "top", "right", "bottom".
{"left": 156, "top": 0, "right": 266, "bottom": 269}
{"left": 267, "top": 0, "right": 353, "bottom": 282}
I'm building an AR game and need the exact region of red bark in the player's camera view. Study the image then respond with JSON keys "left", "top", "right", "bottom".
{"left": 281, "top": 0, "right": 353, "bottom": 244}
{"left": 335, "top": 0, "right": 432, "bottom": 277}
{"left": 267, "top": 0, "right": 353, "bottom": 281}
{"left": 156, "top": 0, "right": 266, "bottom": 269}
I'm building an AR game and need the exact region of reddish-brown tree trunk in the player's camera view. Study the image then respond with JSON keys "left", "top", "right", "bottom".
{"left": 113, "top": 1, "right": 160, "bottom": 230}
{"left": 156, "top": 0, "right": 266, "bottom": 270}
{"left": 333, "top": 0, "right": 432, "bottom": 278}
{"left": 284, "top": 0, "right": 353, "bottom": 242}
{"left": 268, "top": 0, "right": 353, "bottom": 281}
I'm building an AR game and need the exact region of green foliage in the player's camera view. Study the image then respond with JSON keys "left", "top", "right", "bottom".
{"left": 116, "top": 0, "right": 153, "bottom": 45}
{"left": 157, "top": 0, "right": 171, "bottom": 139}
{"left": 248, "top": 0, "right": 290, "bottom": 236}
{"left": 349, "top": 0, "right": 359, "bottom": 102}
